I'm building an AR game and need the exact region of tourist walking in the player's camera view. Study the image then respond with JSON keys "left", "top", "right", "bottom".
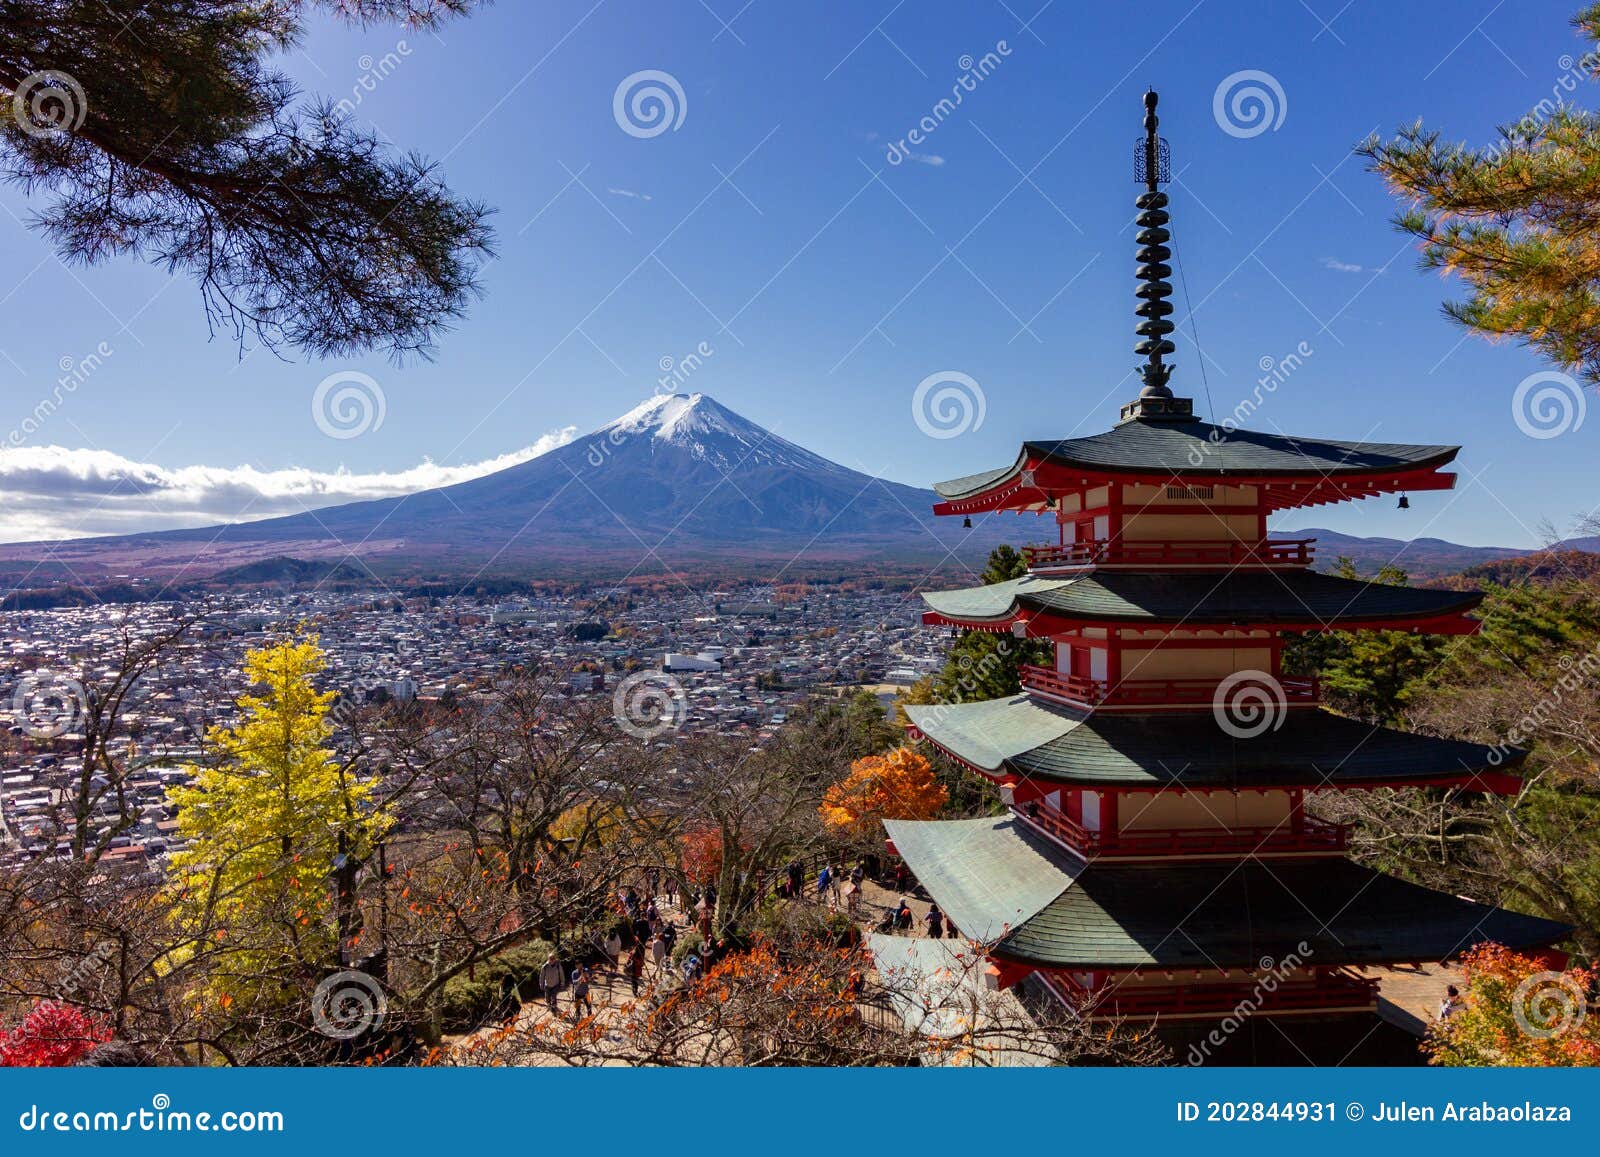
{"left": 924, "top": 904, "right": 944, "bottom": 939}
{"left": 604, "top": 928, "right": 623, "bottom": 971}
{"left": 1437, "top": 984, "right": 1461, "bottom": 1021}
{"left": 649, "top": 931, "right": 668, "bottom": 975}
{"left": 627, "top": 943, "right": 646, "bottom": 996}
{"left": 570, "top": 963, "right": 594, "bottom": 1017}
{"left": 815, "top": 864, "right": 832, "bottom": 904}
{"left": 539, "top": 952, "right": 565, "bottom": 1013}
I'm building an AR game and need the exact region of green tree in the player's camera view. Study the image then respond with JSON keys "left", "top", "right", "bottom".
{"left": 0, "top": 1, "right": 492, "bottom": 359}
{"left": 1359, "top": 5, "right": 1600, "bottom": 381}
{"left": 167, "top": 635, "right": 385, "bottom": 1005}
{"left": 1285, "top": 558, "right": 1444, "bottom": 723}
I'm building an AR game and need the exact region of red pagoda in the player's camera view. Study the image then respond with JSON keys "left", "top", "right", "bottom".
{"left": 888, "top": 91, "right": 1569, "bottom": 1062}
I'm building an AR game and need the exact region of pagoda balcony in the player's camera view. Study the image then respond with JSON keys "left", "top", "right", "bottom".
{"left": 1023, "top": 537, "right": 1315, "bottom": 572}
{"left": 1044, "top": 969, "right": 1378, "bottom": 1020}
{"left": 1019, "top": 664, "right": 1320, "bottom": 711}
{"left": 1020, "top": 801, "right": 1350, "bottom": 860}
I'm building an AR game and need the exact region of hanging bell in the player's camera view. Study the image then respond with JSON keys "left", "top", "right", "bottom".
{"left": 962, "top": 516, "right": 973, "bottom": 528}
{"left": 1397, "top": 494, "right": 1410, "bottom": 510}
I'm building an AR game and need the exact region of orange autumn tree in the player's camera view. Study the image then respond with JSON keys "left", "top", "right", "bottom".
{"left": 820, "top": 747, "right": 948, "bottom": 840}
{"left": 679, "top": 828, "right": 724, "bottom": 886}
{"left": 1426, "top": 943, "right": 1600, "bottom": 1067}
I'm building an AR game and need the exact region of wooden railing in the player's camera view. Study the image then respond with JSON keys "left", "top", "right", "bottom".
{"left": 1023, "top": 537, "right": 1315, "bottom": 570}
{"left": 1019, "top": 665, "right": 1320, "bottom": 709}
{"left": 1055, "top": 970, "right": 1379, "bottom": 1019}
{"left": 1022, "top": 802, "right": 1349, "bottom": 859}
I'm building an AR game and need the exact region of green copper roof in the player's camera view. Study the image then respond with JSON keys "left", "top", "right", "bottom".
{"left": 1003, "top": 856, "right": 1569, "bottom": 969}
{"left": 911, "top": 696, "right": 1522, "bottom": 786}
{"left": 922, "top": 570, "right": 1481, "bottom": 626}
{"left": 932, "top": 423, "right": 1458, "bottom": 499}
{"left": 883, "top": 816, "right": 1080, "bottom": 943}
{"left": 919, "top": 575, "right": 1066, "bottom": 623}
{"left": 887, "top": 817, "right": 1570, "bottom": 969}
{"left": 904, "top": 695, "right": 1079, "bottom": 772}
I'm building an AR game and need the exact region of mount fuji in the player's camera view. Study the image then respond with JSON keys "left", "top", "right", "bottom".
{"left": 1, "top": 394, "right": 1010, "bottom": 579}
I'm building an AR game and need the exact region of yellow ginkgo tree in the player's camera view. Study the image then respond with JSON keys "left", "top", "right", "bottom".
{"left": 167, "top": 635, "right": 386, "bottom": 1010}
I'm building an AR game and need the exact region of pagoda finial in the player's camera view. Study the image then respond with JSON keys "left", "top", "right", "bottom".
{"left": 1134, "top": 89, "right": 1175, "bottom": 398}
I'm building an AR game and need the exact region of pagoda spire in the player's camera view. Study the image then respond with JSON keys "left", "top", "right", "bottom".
{"left": 1121, "top": 90, "right": 1192, "bottom": 424}
{"left": 1134, "top": 89, "right": 1175, "bottom": 396}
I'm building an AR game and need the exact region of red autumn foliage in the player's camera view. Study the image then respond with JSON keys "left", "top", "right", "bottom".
{"left": 679, "top": 828, "right": 724, "bottom": 885}
{"left": 0, "top": 1001, "right": 112, "bottom": 1067}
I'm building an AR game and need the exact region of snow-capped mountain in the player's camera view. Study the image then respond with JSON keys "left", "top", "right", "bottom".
{"left": 4, "top": 394, "right": 1007, "bottom": 577}
{"left": 598, "top": 393, "right": 841, "bottom": 475}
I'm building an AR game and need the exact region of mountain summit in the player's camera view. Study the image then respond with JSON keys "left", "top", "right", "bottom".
{"left": 4, "top": 394, "right": 1002, "bottom": 578}
{"left": 594, "top": 393, "right": 840, "bottom": 474}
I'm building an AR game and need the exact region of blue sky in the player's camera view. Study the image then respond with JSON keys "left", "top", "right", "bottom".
{"left": 2, "top": 0, "right": 1596, "bottom": 548}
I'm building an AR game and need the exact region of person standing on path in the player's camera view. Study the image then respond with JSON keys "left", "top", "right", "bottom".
{"left": 569, "top": 963, "right": 594, "bottom": 1018}
{"left": 816, "top": 864, "right": 831, "bottom": 905}
{"left": 649, "top": 931, "right": 668, "bottom": 975}
{"left": 539, "top": 953, "right": 564, "bottom": 1013}
{"left": 924, "top": 904, "right": 944, "bottom": 939}
{"left": 626, "top": 944, "right": 646, "bottom": 997}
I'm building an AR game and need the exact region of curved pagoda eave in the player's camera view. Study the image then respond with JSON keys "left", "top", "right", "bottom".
{"left": 886, "top": 816, "right": 1570, "bottom": 971}
{"left": 930, "top": 425, "right": 1461, "bottom": 516}
{"left": 919, "top": 570, "right": 1486, "bottom": 634}
{"left": 903, "top": 696, "right": 1526, "bottom": 790}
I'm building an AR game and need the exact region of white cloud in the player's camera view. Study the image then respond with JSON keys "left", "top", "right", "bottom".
{"left": 0, "top": 428, "right": 578, "bottom": 543}
{"left": 607, "top": 187, "right": 653, "bottom": 201}
{"left": 908, "top": 153, "right": 945, "bottom": 166}
{"left": 1322, "top": 257, "right": 1384, "bottom": 274}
